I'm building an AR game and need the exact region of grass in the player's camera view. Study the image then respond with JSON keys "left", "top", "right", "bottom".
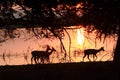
{"left": 0, "top": 61, "right": 119, "bottom": 80}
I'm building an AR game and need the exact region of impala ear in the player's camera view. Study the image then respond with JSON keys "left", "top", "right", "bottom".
{"left": 52, "top": 47, "right": 56, "bottom": 51}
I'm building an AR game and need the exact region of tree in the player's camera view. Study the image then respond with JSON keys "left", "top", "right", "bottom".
{"left": 0, "top": 0, "right": 120, "bottom": 63}
{"left": 80, "top": 0, "right": 120, "bottom": 64}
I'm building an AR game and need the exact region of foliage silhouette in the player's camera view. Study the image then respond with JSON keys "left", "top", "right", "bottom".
{"left": 0, "top": 0, "right": 120, "bottom": 63}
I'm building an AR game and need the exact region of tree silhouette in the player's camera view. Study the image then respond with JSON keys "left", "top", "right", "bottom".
{"left": 0, "top": 0, "right": 120, "bottom": 63}
{"left": 80, "top": 0, "right": 120, "bottom": 64}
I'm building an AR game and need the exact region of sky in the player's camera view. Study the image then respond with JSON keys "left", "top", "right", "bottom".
{"left": 0, "top": 27, "right": 117, "bottom": 65}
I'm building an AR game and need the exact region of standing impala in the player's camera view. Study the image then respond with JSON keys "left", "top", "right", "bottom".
{"left": 83, "top": 47, "right": 104, "bottom": 61}
{"left": 40, "top": 47, "right": 56, "bottom": 64}
{"left": 31, "top": 45, "right": 51, "bottom": 64}
{"left": 31, "top": 46, "right": 56, "bottom": 64}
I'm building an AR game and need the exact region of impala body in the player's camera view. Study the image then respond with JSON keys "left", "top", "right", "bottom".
{"left": 31, "top": 47, "right": 56, "bottom": 64}
{"left": 83, "top": 47, "right": 104, "bottom": 61}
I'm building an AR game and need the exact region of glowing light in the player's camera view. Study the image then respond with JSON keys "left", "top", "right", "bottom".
{"left": 77, "top": 29, "right": 84, "bottom": 45}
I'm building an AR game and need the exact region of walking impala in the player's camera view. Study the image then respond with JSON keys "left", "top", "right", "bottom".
{"left": 31, "top": 45, "right": 51, "bottom": 64}
{"left": 31, "top": 46, "right": 56, "bottom": 64}
{"left": 83, "top": 47, "right": 104, "bottom": 61}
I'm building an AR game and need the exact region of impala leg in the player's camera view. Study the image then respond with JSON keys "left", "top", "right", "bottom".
{"left": 37, "top": 57, "right": 39, "bottom": 64}
{"left": 34, "top": 57, "right": 38, "bottom": 64}
{"left": 93, "top": 55, "right": 95, "bottom": 61}
{"left": 37, "top": 56, "right": 41, "bottom": 64}
{"left": 93, "top": 54, "right": 97, "bottom": 61}
{"left": 87, "top": 55, "right": 91, "bottom": 61}
{"left": 31, "top": 57, "right": 33, "bottom": 64}
{"left": 94, "top": 55, "right": 97, "bottom": 61}
{"left": 41, "top": 57, "right": 44, "bottom": 64}
{"left": 47, "top": 57, "right": 50, "bottom": 64}
{"left": 83, "top": 54, "right": 86, "bottom": 61}
{"left": 39, "top": 57, "right": 42, "bottom": 64}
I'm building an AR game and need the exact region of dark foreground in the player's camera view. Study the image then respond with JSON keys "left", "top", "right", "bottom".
{"left": 0, "top": 61, "right": 120, "bottom": 80}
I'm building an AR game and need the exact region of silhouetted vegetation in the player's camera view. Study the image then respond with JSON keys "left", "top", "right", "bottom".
{"left": 0, "top": 0, "right": 120, "bottom": 63}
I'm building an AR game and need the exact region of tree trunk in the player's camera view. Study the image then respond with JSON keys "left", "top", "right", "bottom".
{"left": 47, "top": 28, "right": 67, "bottom": 59}
{"left": 113, "top": 31, "right": 120, "bottom": 64}
{"left": 64, "top": 29, "right": 72, "bottom": 62}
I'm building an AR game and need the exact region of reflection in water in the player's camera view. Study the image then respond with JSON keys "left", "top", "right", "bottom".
{"left": 77, "top": 29, "right": 84, "bottom": 45}
{"left": 0, "top": 28, "right": 117, "bottom": 65}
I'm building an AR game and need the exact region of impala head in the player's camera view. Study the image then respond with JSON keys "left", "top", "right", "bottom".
{"left": 100, "top": 47, "right": 104, "bottom": 51}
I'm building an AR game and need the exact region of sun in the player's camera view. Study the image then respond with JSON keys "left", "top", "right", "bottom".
{"left": 77, "top": 29, "right": 84, "bottom": 45}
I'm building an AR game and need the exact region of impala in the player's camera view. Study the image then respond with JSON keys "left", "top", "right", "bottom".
{"left": 83, "top": 47, "right": 104, "bottom": 61}
{"left": 31, "top": 47, "right": 56, "bottom": 64}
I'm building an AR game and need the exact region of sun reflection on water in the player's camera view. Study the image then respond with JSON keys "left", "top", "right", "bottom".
{"left": 77, "top": 29, "right": 84, "bottom": 45}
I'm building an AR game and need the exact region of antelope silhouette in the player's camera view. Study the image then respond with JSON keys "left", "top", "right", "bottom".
{"left": 42, "top": 47, "right": 56, "bottom": 63}
{"left": 83, "top": 47, "right": 104, "bottom": 61}
{"left": 31, "top": 47, "right": 56, "bottom": 64}
{"left": 31, "top": 45, "right": 51, "bottom": 64}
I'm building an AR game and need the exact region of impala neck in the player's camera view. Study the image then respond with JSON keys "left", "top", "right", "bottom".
{"left": 98, "top": 48, "right": 103, "bottom": 52}
{"left": 48, "top": 49, "right": 54, "bottom": 55}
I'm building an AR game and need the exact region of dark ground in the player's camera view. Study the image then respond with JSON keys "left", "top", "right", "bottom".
{"left": 0, "top": 61, "right": 120, "bottom": 80}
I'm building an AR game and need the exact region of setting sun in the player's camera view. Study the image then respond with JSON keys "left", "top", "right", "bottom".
{"left": 77, "top": 29, "right": 84, "bottom": 45}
